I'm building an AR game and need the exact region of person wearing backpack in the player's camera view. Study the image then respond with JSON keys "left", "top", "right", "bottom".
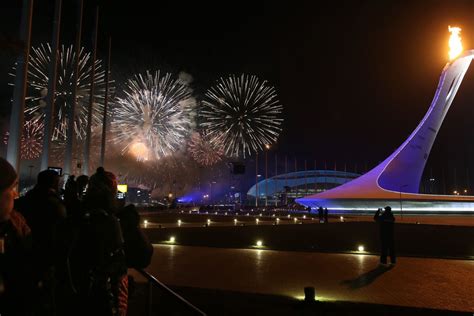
{"left": 57, "top": 167, "right": 152, "bottom": 316}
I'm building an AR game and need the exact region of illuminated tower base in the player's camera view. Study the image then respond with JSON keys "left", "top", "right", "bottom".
{"left": 297, "top": 51, "right": 474, "bottom": 213}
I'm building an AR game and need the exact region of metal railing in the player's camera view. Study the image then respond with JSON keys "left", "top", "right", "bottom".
{"left": 135, "top": 269, "right": 207, "bottom": 316}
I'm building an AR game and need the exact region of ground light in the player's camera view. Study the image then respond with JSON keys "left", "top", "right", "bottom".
{"left": 303, "top": 215, "right": 306, "bottom": 219}
{"left": 256, "top": 218, "right": 259, "bottom": 224}
{"left": 143, "top": 220, "right": 148, "bottom": 227}
{"left": 234, "top": 219, "right": 238, "bottom": 224}
{"left": 207, "top": 219, "right": 211, "bottom": 225}
{"left": 256, "top": 240, "right": 263, "bottom": 247}
{"left": 287, "top": 214, "right": 291, "bottom": 218}
{"left": 293, "top": 294, "right": 331, "bottom": 302}
{"left": 293, "top": 217, "right": 298, "bottom": 223}
{"left": 169, "top": 236, "right": 176, "bottom": 243}
{"left": 358, "top": 245, "right": 365, "bottom": 252}
{"left": 177, "top": 219, "right": 182, "bottom": 226}
{"left": 276, "top": 218, "right": 280, "bottom": 222}
{"left": 340, "top": 216, "right": 344, "bottom": 222}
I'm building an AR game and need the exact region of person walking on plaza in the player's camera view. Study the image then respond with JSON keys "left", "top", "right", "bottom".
{"left": 324, "top": 208, "right": 329, "bottom": 223}
{"left": 373, "top": 206, "right": 396, "bottom": 265}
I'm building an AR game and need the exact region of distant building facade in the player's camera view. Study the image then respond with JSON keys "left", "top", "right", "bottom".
{"left": 247, "top": 170, "right": 360, "bottom": 205}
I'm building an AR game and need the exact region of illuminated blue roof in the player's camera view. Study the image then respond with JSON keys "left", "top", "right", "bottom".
{"left": 247, "top": 170, "right": 360, "bottom": 197}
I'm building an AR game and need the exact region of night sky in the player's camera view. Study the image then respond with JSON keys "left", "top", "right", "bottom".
{"left": 2, "top": 0, "right": 474, "bottom": 191}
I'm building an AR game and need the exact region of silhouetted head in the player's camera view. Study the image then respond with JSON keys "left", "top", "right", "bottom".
{"left": 0, "top": 158, "right": 17, "bottom": 193}
{"left": 36, "top": 169, "right": 60, "bottom": 192}
{"left": 76, "top": 175, "right": 88, "bottom": 187}
{"left": 384, "top": 206, "right": 392, "bottom": 212}
{"left": 84, "top": 167, "right": 118, "bottom": 212}
{"left": 0, "top": 158, "right": 18, "bottom": 221}
{"left": 88, "top": 167, "right": 117, "bottom": 196}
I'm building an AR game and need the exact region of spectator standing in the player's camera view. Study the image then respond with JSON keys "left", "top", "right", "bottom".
{"left": 373, "top": 206, "right": 396, "bottom": 265}
{"left": 15, "top": 169, "right": 67, "bottom": 313}
{"left": 0, "top": 157, "right": 33, "bottom": 315}
{"left": 59, "top": 167, "right": 152, "bottom": 316}
{"left": 324, "top": 208, "right": 329, "bottom": 223}
{"left": 318, "top": 207, "right": 324, "bottom": 223}
{"left": 76, "top": 174, "right": 89, "bottom": 201}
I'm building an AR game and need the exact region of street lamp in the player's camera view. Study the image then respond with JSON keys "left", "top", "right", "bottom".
{"left": 28, "top": 165, "right": 34, "bottom": 187}
{"left": 255, "top": 152, "right": 259, "bottom": 207}
{"left": 209, "top": 181, "right": 216, "bottom": 206}
{"left": 399, "top": 184, "right": 408, "bottom": 220}
{"left": 265, "top": 144, "right": 270, "bottom": 207}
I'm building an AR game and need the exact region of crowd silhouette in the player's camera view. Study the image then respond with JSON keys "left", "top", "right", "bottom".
{"left": 0, "top": 157, "right": 153, "bottom": 316}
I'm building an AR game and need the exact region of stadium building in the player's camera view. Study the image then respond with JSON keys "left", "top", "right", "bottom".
{"left": 247, "top": 170, "right": 360, "bottom": 205}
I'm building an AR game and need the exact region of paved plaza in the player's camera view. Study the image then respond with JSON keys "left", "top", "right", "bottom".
{"left": 136, "top": 245, "right": 474, "bottom": 313}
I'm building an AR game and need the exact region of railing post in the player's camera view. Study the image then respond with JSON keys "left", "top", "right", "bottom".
{"left": 137, "top": 269, "right": 206, "bottom": 315}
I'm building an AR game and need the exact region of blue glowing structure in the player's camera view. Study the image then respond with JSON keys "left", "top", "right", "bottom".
{"left": 297, "top": 51, "right": 474, "bottom": 212}
{"left": 247, "top": 170, "right": 360, "bottom": 199}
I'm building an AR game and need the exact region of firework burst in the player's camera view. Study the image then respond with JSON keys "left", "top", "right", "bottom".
{"left": 3, "top": 120, "right": 44, "bottom": 160}
{"left": 188, "top": 130, "right": 224, "bottom": 166}
{"left": 11, "top": 43, "right": 109, "bottom": 140}
{"left": 200, "top": 74, "right": 283, "bottom": 158}
{"left": 112, "top": 70, "right": 195, "bottom": 160}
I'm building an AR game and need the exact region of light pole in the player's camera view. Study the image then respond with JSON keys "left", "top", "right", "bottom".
{"left": 7, "top": 0, "right": 33, "bottom": 173}
{"left": 255, "top": 152, "right": 259, "bottom": 207}
{"left": 265, "top": 144, "right": 270, "bottom": 207}
{"left": 41, "top": 0, "right": 62, "bottom": 171}
{"left": 210, "top": 181, "right": 216, "bottom": 206}
{"left": 275, "top": 153, "right": 278, "bottom": 207}
{"left": 28, "top": 165, "right": 34, "bottom": 186}
{"left": 399, "top": 184, "right": 408, "bottom": 221}
{"left": 64, "top": 0, "right": 83, "bottom": 176}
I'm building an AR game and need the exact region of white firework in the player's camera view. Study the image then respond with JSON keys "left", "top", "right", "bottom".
{"left": 112, "top": 70, "right": 195, "bottom": 160}
{"left": 10, "top": 43, "right": 109, "bottom": 141}
{"left": 200, "top": 74, "right": 283, "bottom": 158}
